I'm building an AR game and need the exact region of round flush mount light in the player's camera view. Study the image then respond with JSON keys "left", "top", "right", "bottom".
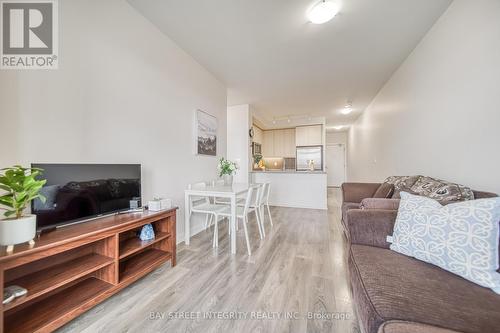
{"left": 307, "top": 0, "right": 341, "bottom": 24}
{"left": 341, "top": 102, "right": 353, "bottom": 115}
{"left": 333, "top": 125, "right": 343, "bottom": 130}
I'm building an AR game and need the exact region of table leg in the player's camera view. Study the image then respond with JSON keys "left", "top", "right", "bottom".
{"left": 230, "top": 194, "right": 236, "bottom": 254}
{"left": 184, "top": 193, "right": 191, "bottom": 245}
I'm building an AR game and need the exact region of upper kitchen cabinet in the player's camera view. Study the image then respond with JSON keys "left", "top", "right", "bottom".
{"left": 296, "top": 125, "right": 323, "bottom": 146}
{"left": 253, "top": 126, "right": 263, "bottom": 144}
{"left": 283, "top": 128, "right": 296, "bottom": 157}
{"left": 262, "top": 130, "right": 274, "bottom": 156}
{"left": 261, "top": 128, "right": 296, "bottom": 157}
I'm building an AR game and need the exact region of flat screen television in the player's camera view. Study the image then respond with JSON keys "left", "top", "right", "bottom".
{"left": 31, "top": 163, "right": 141, "bottom": 230}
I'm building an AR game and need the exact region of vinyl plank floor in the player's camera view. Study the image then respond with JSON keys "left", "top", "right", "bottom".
{"left": 57, "top": 188, "right": 359, "bottom": 333}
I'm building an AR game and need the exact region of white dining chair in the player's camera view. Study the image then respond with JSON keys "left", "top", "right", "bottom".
{"left": 237, "top": 183, "right": 264, "bottom": 239}
{"left": 187, "top": 182, "right": 225, "bottom": 237}
{"left": 259, "top": 183, "right": 273, "bottom": 231}
{"left": 214, "top": 185, "right": 258, "bottom": 255}
{"left": 213, "top": 179, "right": 245, "bottom": 206}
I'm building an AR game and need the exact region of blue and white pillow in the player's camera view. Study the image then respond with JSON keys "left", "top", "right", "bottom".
{"left": 389, "top": 192, "right": 500, "bottom": 294}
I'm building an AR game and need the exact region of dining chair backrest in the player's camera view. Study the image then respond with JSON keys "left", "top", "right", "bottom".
{"left": 250, "top": 184, "right": 263, "bottom": 208}
{"left": 241, "top": 186, "right": 256, "bottom": 216}
{"left": 263, "top": 182, "right": 271, "bottom": 204}
{"left": 211, "top": 179, "right": 225, "bottom": 186}
{"left": 258, "top": 183, "right": 269, "bottom": 206}
{"left": 188, "top": 182, "right": 209, "bottom": 206}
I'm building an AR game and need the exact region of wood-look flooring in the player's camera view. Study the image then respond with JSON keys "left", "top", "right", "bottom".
{"left": 58, "top": 188, "right": 359, "bottom": 333}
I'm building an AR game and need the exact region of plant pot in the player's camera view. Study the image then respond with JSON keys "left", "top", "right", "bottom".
{"left": 223, "top": 174, "right": 233, "bottom": 186}
{"left": 0, "top": 215, "right": 37, "bottom": 246}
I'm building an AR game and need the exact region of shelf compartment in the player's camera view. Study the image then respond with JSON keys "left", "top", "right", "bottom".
{"left": 4, "top": 277, "right": 113, "bottom": 333}
{"left": 119, "top": 232, "right": 170, "bottom": 259}
{"left": 119, "top": 248, "right": 171, "bottom": 284}
{"left": 3, "top": 253, "right": 114, "bottom": 311}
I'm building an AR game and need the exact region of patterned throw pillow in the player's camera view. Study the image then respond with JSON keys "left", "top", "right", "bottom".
{"left": 409, "top": 176, "right": 474, "bottom": 204}
{"left": 389, "top": 192, "right": 500, "bottom": 294}
{"left": 384, "top": 176, "right": 421, "bottom": 198}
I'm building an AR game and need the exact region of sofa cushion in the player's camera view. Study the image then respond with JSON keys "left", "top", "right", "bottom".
{"left": 360, "top": 198, "right": 400, "bottom": 211}
{"left": 410, "top": 176, "right": 474, "bottom": 203}
{"left": 384, "top": 176, "right": 421, "bottom": 199}
{"left": 349, "top": 245, "right": 500, "bottom": 333}
{"left": 373, "top": 183, "right": 395, "bottom": 199}
{"left": 377, "top": 321, "right": 461, "bottom": 333}
{"left": 390, "top": 192, "right": 500, "bottom": 294}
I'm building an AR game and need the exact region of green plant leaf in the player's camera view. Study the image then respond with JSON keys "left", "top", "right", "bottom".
{"left": 4, "top": 210, "right": 16, "bottom": 218}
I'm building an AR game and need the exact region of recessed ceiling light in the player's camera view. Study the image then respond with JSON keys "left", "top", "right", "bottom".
{"left": 341, "top": 101, "right": 353, "bottom": 115}
{"left": 341, "top": 107, "right": 352, "bottom": 115}
{"left": 333, "top": 126, "right": 343, "bottom": 130}
{"left": 307, "top": 0, "right": 341, "bottom": 24}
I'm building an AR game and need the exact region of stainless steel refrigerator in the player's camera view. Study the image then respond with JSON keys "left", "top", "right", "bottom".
{"left": 296, "top": 146, "right": 323, "bottom": 171}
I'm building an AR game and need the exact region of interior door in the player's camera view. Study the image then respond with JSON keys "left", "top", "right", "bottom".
{"left": 326, "top": 144, "right": 346, "bottom": 187}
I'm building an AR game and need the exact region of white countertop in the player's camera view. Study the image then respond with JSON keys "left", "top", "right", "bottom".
{"left": 250, "top": 170, "right": 326, "bottom": 174}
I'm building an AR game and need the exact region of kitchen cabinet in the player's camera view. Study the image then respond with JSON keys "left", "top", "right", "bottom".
{"left": 273, "top": 130, "right": 285, "bottom": 157}
{"left": 261, "top": 128, "right": 296, "bottom": 157}
{"left": 283, "top": 129, "right": 296, "bottom": 157}
{"left": 253, "top": 126, "right": 263, "bottom": 144}
{"left": 296, "top": 125, "right": 323, "bottom": 146}
{"left": 262, "top": 130, "right": 274, "bottom": 156}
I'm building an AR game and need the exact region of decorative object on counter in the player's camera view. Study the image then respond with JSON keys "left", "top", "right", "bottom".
{"left": 308, "top": 159, "right": 315, "bottom": 171}
{"left": 129, "top": 196, "right": 141, "bottom": 209}
{"left": 139, "top": 223, "right": 155, "bottom": 241}
{"left": 218, "top": 157, "right": 238, "bottom": 185}
{"left": 196, "top": 109, "right": 217, "bottom": 156}
{"left": 253, "top": 154, "right": 263, "bottom": 170}
{"left": 0, "top": 166, "right": 47, "bottom": 251}
{"left": 148, "top": 198, "right": 172, "bottom": 211}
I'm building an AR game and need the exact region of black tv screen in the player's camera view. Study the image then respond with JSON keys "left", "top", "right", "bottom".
{"left": 31, "top": 164, "right": 141, "bottom": 230}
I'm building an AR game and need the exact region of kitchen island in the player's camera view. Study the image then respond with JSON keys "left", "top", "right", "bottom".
{"left": 251, "top": 170, "right": 327, "bottom": 210}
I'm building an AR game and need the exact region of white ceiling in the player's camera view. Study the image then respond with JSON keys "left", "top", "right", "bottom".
{"left": 128, "top": 0, "right": 452, "bottom": 127}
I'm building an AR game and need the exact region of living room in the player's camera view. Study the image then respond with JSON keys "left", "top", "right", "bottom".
{"left": 0, "top": 0, "right": 499, "bottom": 332}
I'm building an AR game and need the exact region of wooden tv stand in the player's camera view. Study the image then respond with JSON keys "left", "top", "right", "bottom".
{"left": 0, "top": 208, "right": 177, "bottom": 333}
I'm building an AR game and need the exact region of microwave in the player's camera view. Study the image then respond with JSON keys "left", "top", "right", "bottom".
{"left": 252, "top": 142, "right": 262, "bottom": 155}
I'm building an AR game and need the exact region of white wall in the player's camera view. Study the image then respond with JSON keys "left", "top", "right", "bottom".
{"left": 0, "top": 0, "right": 227, "bottom": 241}
{"left": 348, "top": 0, "right": 500, "bottom": 194}
{"left": 227, "top": 104, "right": 251, "bottom": 184}
{"left": 326, "top": 132, "right": 347, "bottom": 145}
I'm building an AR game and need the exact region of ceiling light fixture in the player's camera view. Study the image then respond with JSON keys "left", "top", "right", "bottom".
{"left": 333, "top": 126, "right": 343, "bottom": 130}
{"left": 287, "top": 117, "right": 291, "bottom": 123}
{"left": 341, "top": 102, "right": 353, "bottom": 115}
{"left": 307, "top": 0, "right": 341, "bottom": 24}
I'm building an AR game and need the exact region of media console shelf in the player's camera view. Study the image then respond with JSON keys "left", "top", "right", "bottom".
{"left": 0, "top": 208, "right": 177, "bottom": 333}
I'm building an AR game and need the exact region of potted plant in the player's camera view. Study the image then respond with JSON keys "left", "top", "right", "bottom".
{"left": 218, "top": 158, "right": 238, "bottom": 185}
{"left": 0, "top": 166, "right": 46, "bottom": 251}
{"left": 253, "top": 154, "right": 262, "bottom": 170}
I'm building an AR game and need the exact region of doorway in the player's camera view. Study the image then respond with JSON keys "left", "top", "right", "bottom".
{"left": 326, "top": 144, "right": 346, "bottom": 187}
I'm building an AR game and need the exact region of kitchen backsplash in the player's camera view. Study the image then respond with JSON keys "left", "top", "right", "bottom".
{"left": 263, "top": 157, "right": 284, "bottom": 170}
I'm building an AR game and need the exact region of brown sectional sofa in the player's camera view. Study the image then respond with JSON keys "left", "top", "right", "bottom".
{"left": 342, "top": 182, "right": 500, "bottom": 333}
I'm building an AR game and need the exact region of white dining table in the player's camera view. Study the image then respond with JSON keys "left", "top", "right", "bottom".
{"left": 184, "top": 183, "right": 250, "bottom": 254}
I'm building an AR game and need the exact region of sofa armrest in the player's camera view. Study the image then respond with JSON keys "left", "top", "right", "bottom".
{"left": 347, "top": 209, "right": 398, "bottom": 249}
{"left": 341, "top": 182, "right": 382, "bottom": 204}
